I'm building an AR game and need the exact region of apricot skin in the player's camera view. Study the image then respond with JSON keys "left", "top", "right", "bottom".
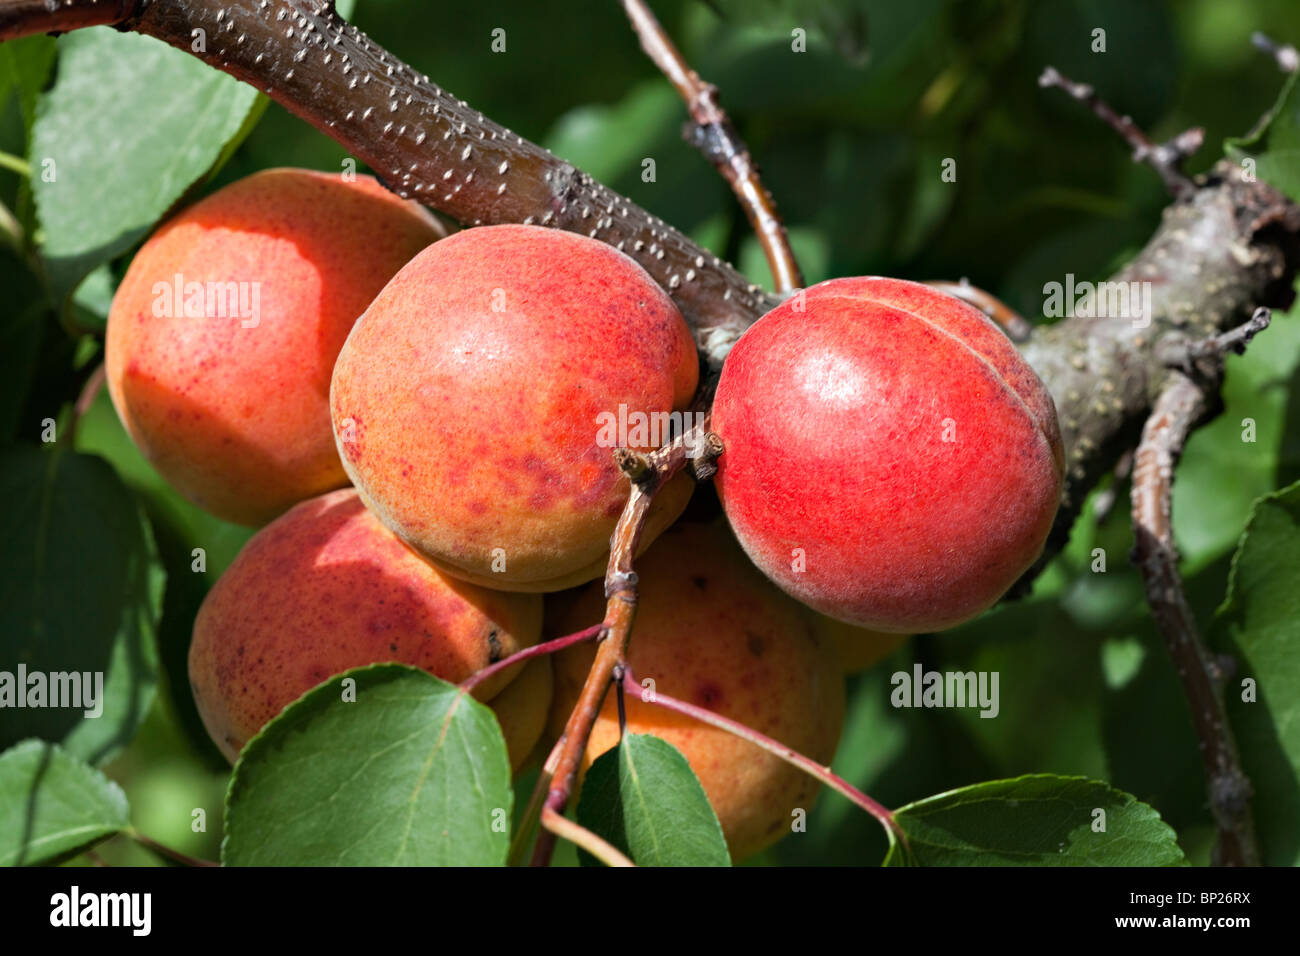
{"left": 712, "top": 277, "right": 1065, "bottom": 634}
{"left": 189, "top": 489, "right": 544, "bottom": 767}
{"left": 329, "top": 224, "right": 700, "bottom": 593}
{"left": 106, "top": 168, "right": 444, "bottom": 526}
{"left": 547, "top": 522, "right": 844, "bottom": 862}
{"left": 490, "top": 657, "right": 554, "bottom": 772}
{"left": 812, "top": 617, "right": 910, "bottom": 674}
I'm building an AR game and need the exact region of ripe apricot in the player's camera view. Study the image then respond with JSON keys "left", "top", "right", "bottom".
{"left": 329, "top": 224, "right": 699, "bottom": 592}
{"left": 106, "top": 168, "right": 444, "bottom": 526}
{"left": 712, "top": 277, "right": 1064, "bottom": 633}
{"left": 547, "top": 521, "right": 844, "bottom": 861}
{"left": 189, "top": 489, "right": 544, "bottom": 767}
{"left": 812, "top": 617, "right": 910, "bottom": 674}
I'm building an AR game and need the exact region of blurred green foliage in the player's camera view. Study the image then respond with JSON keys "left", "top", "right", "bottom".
{"left": 2, "top": 0, "right": 1300, "bottom": 867}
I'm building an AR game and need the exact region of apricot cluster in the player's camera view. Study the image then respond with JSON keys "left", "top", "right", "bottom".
{"left": 106, "top": 168, "right": 1063, "bottom": 863}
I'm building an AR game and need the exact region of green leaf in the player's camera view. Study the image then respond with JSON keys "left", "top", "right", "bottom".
{"left": 885, "top": 774, "right": 1186, "bottom": 866}
{"left": 0, "top": 248, "right": 46, "bottom": 443}
{"left": 223, "top": 665, "right": 513, "bottom": 866}
{"left": 576, "top": 733, "right": 730, "bottom": 867}
{"left": 29, "top": 28, "right": 264, "bottom": 300}
{"left": 703, "top": 0, "right": 876, "bottom": 65}
{"left": 1211, "top": 481, "right": 1300, "bottom": 865}
{"left": 1226, "top": 68, "right": 1300, "bottom": 200}
{"left": 0, "top": 739, "right": 129, "bottom": 866}
{"left": 0, "top": 34, "right": 57, "bottom": 134}
{"left": 0, "top": 446, "right": 164, "bottom": 765}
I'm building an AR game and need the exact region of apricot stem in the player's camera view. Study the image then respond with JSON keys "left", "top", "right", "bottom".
{"left": 529, "top": 419, "right": 720, "bottom": 867}
{"left": 540, "top": 807, "right": 635, "bottom": 868}
{"left": 125, "top": 828, "right": 220, "bottom": 868}
{"left": 0, "top": 150, "right": 30, "bottom": 177}
{"left": 459, "top": 624, "right": 603, "bottom": 695}
{"left": 507, "top": 737, "right": 564, "bottom": 867}
{"left": 618, "top": 669, "right": 905, "bottom": 855}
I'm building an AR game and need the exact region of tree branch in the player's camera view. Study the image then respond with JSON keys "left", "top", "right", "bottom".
{"left": 0, "top": 0, "right": 134, "bottom": 37}
{"left": 6, "top": 2, "right": 1299, "bottom": 588}
{"left": 1130, "top": 366, "right": 1260, "bottom": 866}
{"left": 619, "top": 0, "right": 802, "bottom": 293}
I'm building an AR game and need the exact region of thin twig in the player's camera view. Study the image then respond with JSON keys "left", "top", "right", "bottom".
{"left": 0, "top": 150, "right": 31, "bottom": 177}
{"left": 126, "top": 829, "right": 220, "bottom": 867}
{"left": 540, "top": 806, "right": 635, "bottom": 867}
{"left": 620, "top": 0, "right": 803, "bottom": 293}
{"left": 1039, "top": 66, "right": 1203, "bottom": 199}
{"left": 924, "top": 278, "right": 1034, "bottom": 342}
{"left": 1091, "top": 447, "right": 1134, "bottom": 526}
{"left": 1252, "top": 32, "right": 1299, "bottom": 74}
{"left": 621, "top": 670, "right": 905, "bottom": 850}
{"left": 1156, "top": 307, "right": 1272, "bottom": 371}
{"left": 529, "top": 417, "right": 722, "bottom": 866}
{"left": 66, "top": 363, "right": 106, "bottom": 446}
{"left": 459, "top": 624, "right": 603, "bottom": 694}
{"left": 507, "top": 737, "right": 563, "bottom": 867}
{"left": 1130, "top": 370, "right": 1259, "bottom": 866}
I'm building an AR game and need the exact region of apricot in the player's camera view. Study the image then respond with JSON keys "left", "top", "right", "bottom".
{"left": 811, "top": 616, "right": 910, "bottom": 674}
{"left": 490, "top": 657, "right": 554, "bottom": 772}
{"left": 189, "top": 489, "right": 544, "bottom": 767}
{"left": 329, "top": 224, "right": 699, "bottom": 592}
{"left": 547, "top": 521, "right": 844, "bottom": 862}
{"left": 712, "top": 277, "right": 1064, "bottom": 634}
{"left": 106, "top": 168, "right": 445, "bottom": 526}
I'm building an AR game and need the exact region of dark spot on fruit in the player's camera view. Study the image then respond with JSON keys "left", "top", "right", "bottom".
{"left": 695, "top": 681, "right": 723, "bottom": 706}
{"left": 389, "top": 643, "right": 397, "bottom": 653}
{"left": 746, "top": 633, "right": 766, "bottom": 658}
{"left": 691, "top": 575, "right": 708, "bottom": 590}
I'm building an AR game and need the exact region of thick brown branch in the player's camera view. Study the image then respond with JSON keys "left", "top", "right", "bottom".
{"left": 620, "top": 0, "right": 802, "bottom": 293}
{"left": 0, "top": 0, "right": 778, "bottom": 368}
{"left": 1016, "top": 159, "right": 1300, "bottom": 590}
{"left": 0, "top": 0, "right": 135, "bottom": 37}
{"left": 1130, "top": 372, "right": 1259, "bottom": 866}
{"left": 6, "top": 1, "right": 1300, "bottom": 599}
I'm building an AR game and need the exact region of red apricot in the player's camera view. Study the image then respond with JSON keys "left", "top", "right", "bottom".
{"left": 547, "top": 521, "right": 844, "bottom": 861}
{"left": 712, "top": 277, "right": 1064, "bottom": 633}
{"left": 189, "top": 489, "right": 544, "bottom": 767}
{"left": 329, "top": 224, "right": 699, "bottom": 592}
{"left": 106, "top": 168, "right": 444, "bottom": 526}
